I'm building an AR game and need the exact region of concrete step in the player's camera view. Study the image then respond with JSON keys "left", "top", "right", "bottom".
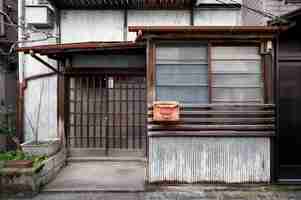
{"left": 67, "top": 156, "right": 147, "bottom": 163}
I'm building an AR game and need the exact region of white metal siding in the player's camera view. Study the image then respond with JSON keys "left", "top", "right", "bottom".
{"left": 127, "top": 10, "right": 190, "bottom": 41}
{"left": 24, "top": 76, "right": 58, "bottom": 142}
{"left": 149, "top": 137, "right": 270, "bottom": 183}
{"left": 60, "top": 10, "right": 124, "bottom": 43}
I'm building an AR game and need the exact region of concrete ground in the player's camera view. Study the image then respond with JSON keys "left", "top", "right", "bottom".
{"left": 5, "top": 185, "right": 301, "bottom": 200}
{"left": 43, "top": 161, "right": 146, "bottom": 192}
{"left": 4, "top": 161, "right": 301, "bottom": 200}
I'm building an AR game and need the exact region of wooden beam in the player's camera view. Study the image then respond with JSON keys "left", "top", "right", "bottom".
{"left": 30, "top": 51, "right": 61, "bottom": 74}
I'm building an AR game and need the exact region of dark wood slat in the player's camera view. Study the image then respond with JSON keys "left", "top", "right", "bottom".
{"left": 148, "top": 104, "right": 275, "bottom": 109}
{"left": 148, "top": 124, "right": 275, "bottom": 131}
{"left": 148, "top": 110, "right": 275, "bottom": 116}
{"left": 73, "top": 78, "right": 78, "bottom": 148}
{"left": 132, "top": 82, "right": 136, "bottom": 149}
{"left": 126, "top": 76, "right": 129, "bottom": 149}
{"left": 139, "top": 82, "right": 142, "bottom": 149}
{"left": 119, "top": 76, "right": 122, "bottom": 149}
{"left": 93, "top": 76, "right": 97, "bottom": 148}
{"left": 112, "top": 77, "right": 116, "bottom": 149}
{"left": 80, "top": 78, "right": 84, "bottom": 148}
{"left": 86, "top": 77, "right": 90, "bottom": 148}
{"left": 148, "top": 131, "right": 275, "bottom": 137}
{"left": 148, "top": 117, "right": 275, "bottom": 124}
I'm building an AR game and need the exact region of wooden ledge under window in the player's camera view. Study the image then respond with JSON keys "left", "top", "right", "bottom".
{"left": 148, "top": 131, "right": 275, "bottom": 138}
{"left": 148, "top": 103, "right": 276, "bottom": 138}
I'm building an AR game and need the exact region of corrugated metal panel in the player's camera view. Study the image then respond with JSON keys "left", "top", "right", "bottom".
{"left": 149, "top": 137, "right": 270, "bottom": 183}
{"left": 61, "top": 10, "right": 124, "bottom": 43}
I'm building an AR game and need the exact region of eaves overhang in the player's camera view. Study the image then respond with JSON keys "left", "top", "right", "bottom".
{"left": 129, "top": 26, "right": 287, "bottom": 41}
{"left": 17, "top": 41, "right": 146, "bottom": 59}
{"left": 47, "top": 0, "right": 195, "bottom": 9}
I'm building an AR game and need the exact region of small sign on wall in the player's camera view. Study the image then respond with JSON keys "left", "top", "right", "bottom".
{"left": 108, "top": 77, "right": 114, "bottom": 89}
{"left": 153, "top": 101, "right": 180, "bottom": 122}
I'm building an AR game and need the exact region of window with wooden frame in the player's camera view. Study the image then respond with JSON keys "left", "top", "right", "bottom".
{"left": 155, "top": 43, "right": 264, "bottom": 104}
{"left": 156, "top": 44, "right": 209, "bottom": 104}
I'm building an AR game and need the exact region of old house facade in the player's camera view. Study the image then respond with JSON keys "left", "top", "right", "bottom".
{"left": 16, "top": 0, "right": 300, "bottom": 183}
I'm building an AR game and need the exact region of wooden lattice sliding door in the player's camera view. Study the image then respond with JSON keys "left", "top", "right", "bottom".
{"left": 66, "top": 74, "right": 147, "bottom": 156}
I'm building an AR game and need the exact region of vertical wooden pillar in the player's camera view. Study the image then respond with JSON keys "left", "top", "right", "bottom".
{"left": 58, "top": 63, "right": 66, "bottom": 147}
{"left": 147, "top": 39, "right": 156, "bottom": 105}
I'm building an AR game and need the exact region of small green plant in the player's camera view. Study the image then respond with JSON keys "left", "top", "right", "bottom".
{"left": 0, "top": 151, "right": 47, "bottom": 167}
{"left": 0, "top": 103, "right": 21, "bottom": 151}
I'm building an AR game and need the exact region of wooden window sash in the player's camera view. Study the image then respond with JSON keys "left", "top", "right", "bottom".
{"left": 154, "top": 42, "right": 265, "bottom": 105}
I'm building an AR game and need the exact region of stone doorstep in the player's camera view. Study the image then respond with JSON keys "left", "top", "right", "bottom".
{"left": 67, "top": 156, "right": 147, "bottom": 163}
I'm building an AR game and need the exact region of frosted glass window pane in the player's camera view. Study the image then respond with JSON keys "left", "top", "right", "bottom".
{"left": 212, "top": 88, "right": 263, "bottom": 102}
{"left": 156, "top": 44, "right": 209, "bottom": 104}
{"left": 157, "top": 86, "right": 209, "bottom": 104}
{"left": 157, "top": 45, "right": 207, "bottom": 61}
{"left": 157, "top": 64, "right": 208, "bottom": 74}
{"left": 212, "top": 74, "right": 263, "bottom": 87}
{"left": 212, "top": 47, "right": 260, "bottom": 60}
{"left": 212, "top": 60, "right": 261, "bottom": 73}
{"left": 157, "top": 64, "right": 208, "bottom": 86}
{"left": 157, "top": 73, "right": 208, "bottom": 86}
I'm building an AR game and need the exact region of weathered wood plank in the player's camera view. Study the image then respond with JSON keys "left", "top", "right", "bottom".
{"left": 148, "top": 103, "right": 275, "bottom": 109}
{"left": 148, "top": 117, "right": 275, "bottom": 124}
{"left": 148, "top": 131, "right": 275, "bottom": 137}
{"left": 148, "top": 124, "right": 275, "bottom": 131}
{"left": 148, "top": 110, "right": 275, "bottom": 116}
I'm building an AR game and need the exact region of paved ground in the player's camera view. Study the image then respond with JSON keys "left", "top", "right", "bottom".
{"left": 5, "top": 186, "right": 301, "bottom": 200}
{"left": 43, "top": 161, "right": 146, "bottom": 192}
{"left": 4, "top": 161, "right": 301, "bottom": 200}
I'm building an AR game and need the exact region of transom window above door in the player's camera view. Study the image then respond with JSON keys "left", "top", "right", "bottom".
{"left": 155, "top": 44, "right": 264, "bottom": 104}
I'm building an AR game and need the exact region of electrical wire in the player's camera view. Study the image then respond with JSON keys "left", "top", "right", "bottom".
{"left": 227, "top": 0, "right": 276, "bottom": 18}
{"left": 214, "top": 0, "right": 275, "bottom": 19}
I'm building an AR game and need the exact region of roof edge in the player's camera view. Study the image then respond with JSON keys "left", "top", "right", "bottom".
{"left": 128, "top": 26, "right": 287, "bottom": 34}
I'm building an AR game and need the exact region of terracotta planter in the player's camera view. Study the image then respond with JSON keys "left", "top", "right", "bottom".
{"left": 22, "top": 139, "right": 61, "bottom": 157}
{"left": 4, "top": 160, "right": 33, "bottom": 168}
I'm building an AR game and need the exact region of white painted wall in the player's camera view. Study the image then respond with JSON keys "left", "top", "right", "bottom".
{"left": 127, "top": 10, "right": 191, "bottom": 40}
{"left": 22, "top": 2, "right": 58, "bottom": 142}
{"left": 194, "top": 9, "right": 242, "bottom": 26}
{"left": 60, "top": 10, "right": 124, "bottom": 43}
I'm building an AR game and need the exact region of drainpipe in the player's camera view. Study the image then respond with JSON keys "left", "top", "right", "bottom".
{"left": 17, "top": 0, "right": 26, "bottom": 142}
{"left": 18, "top": 0, "right": 25, "bottom": 83}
